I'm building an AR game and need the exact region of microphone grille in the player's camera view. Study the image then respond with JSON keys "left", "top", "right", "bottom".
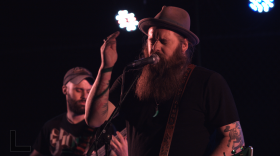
{"left": 151, "top": 53, "right": 160, "bottom": 64}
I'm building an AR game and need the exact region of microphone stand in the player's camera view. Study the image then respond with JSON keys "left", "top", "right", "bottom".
{"left": 86, "top": 66, "right": 141, "bottom": 156}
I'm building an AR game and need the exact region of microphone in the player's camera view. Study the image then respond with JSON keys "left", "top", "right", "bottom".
{"left": 127, "top": 53, "right": 160, "bottom": 68}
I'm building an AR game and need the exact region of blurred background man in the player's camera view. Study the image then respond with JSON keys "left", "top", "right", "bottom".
{"left": 31, "top": 67, "right": 127, "bottom": 156}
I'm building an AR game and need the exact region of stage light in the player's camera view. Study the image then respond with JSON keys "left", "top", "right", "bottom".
{"left": 116, "top": 10, "right": 139, "bottom": 32}
{"left": 249, "top": 0, "right": 274, "bottom": 13}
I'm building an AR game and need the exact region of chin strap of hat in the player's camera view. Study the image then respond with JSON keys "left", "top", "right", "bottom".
{"left": 159, "top": 64, "right": 196, "bottom": 156}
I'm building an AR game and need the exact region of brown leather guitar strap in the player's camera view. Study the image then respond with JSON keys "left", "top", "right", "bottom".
{"left": 159, "top": 64, "right": 196, "bottom": 156}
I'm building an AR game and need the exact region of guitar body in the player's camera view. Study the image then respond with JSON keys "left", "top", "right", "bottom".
{"left": 89, "top": 128, "right": 127, "bottom": 156}
{"left": 233, "top": 146, "right": 253, "bottom": 156}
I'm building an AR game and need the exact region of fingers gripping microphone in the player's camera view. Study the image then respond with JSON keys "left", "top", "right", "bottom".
{"left": 127, "top": 53, "right": 160, "bottom": 68}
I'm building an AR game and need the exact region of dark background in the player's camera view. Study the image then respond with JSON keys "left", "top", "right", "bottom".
{"left": 2, "top": 0, "right": 279, "bottom": 155}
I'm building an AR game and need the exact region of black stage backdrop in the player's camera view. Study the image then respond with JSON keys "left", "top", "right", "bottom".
{"left": 2, "top": 1, "right": 279, "bottom": 155}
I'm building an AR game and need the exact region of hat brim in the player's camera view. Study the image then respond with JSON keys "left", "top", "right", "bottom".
{"left": 69, "top": 75, "right": 94, "bottom": 85}
{"left": 138, "top": 18, "right": 199, "bottom": 45}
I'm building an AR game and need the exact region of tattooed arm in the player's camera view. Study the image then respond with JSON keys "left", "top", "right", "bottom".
{"left": 85, "top": 31, "right": 120, "bottom": 128}
{"left": 210, "top": 121, "right": 245, "bottom": 156}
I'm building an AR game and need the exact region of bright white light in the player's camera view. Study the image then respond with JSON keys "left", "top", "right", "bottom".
{"left": 263, "top": 0, "right": 274, "bottom": 7}
{"left": 128, "top": 13, "right": 135, "bottom": 18}
{"left": 258, "top": 4, "right": 264, "bottom": 12}
{"left": 115, "top": 15, "right": 121, "bottom": 20}
{"left": 249, "top": 3, "right": 258, "bottom": 11}
{"left": 249, "top": 0, "right": 274, "bottom": 13}
{"left": 262, "top": 2, "right": 269, "bottom": 12}
{"left": 115, "top": 10, "right": 139, "bottom": 32}
{"left": 118, "top": 10, "right": 128, "bottom": 16}
{"left": 126, "top": 25, "right": 136, "bottom": 31}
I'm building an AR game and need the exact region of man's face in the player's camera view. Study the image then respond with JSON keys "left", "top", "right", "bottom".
{"left": 147, "top": 27, "right": 182, "bottom": 60}
{"left": 135, "top": 28, "right": 189, "bottom": 102}
{"left": 65, "top": 79, "right": 92, "bottom": 115}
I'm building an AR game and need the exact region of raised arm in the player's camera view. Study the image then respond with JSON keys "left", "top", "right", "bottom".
{"left": 85, "top": 31, "right": 120, "bottom": 127}
{"left": 210, "top": 121, "right": 245, "bottom": 156}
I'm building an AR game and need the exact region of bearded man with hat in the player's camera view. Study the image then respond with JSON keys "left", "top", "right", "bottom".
{"left": 85, "top": 6, "right": 245, "bottom": 156}
{"left": 30, "top": 67, "right": 128, "bottom": 156}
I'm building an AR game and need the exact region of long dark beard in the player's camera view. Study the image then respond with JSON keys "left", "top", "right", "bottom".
{"left": 67, "top": 95, "right": 85, "bottom": 115}
{"left": 135, "top": 44, "right": 188, "bottom": 103}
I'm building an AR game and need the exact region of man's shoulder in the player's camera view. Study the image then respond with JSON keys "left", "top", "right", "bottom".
{"left": 192, "top": 66, "right": 218, "bottom": 79}
{"left": 43, "top": 113, "right": 66, "bottom": 128}
{"left": 191, "top": 66, "right": 226, "bottom": 84}
{"left": 192, "top": 66, "right": 230, "bottom": 89}
{"left": 124, "top": 68, "right": 142, "bottom": 77}
{"left": 47, "top": 113, "right": 66, "bottom": 122}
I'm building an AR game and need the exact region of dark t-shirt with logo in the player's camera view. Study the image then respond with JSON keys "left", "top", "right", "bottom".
{"left": 33, "top": 113, "right": 99, "bottom": 156}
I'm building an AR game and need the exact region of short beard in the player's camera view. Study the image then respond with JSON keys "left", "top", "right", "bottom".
{"left": 67, "top": 95, "right": 85, "bottom": 115}
{"left": 135, "top": 44, "right": 188, "bottom": 103}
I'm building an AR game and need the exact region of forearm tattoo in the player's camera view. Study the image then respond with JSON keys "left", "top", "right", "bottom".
{"left": 101, "top": 102, "right": 109, "bottom": 115}
{"left": 95, "top": 81, "right": 110, "bottom": 99}
{"left": 94, "top": 81, "right": 110, "bottom": 114}
{"left": 223, "top": 122, "right": 244, "bottom": 151}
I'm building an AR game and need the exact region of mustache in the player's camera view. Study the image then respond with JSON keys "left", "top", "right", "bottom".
{"left": 77, "top": 99, "right": 86, "bottom": 103}
{"left": 150, "top": 51, "right": 164, "bottom": 58}
{"left": 149, "top": 52, "right": 167, "bottom": 65}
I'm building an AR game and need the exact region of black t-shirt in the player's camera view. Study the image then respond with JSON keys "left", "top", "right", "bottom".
{"left": 109, "top": 66, "right": 239, "bottom": 156}
{"left": 33, "top": 113, "right": 107, "bottom": 156}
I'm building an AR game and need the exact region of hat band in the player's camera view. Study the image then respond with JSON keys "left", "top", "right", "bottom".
{"left": 158, "top": 17, "right": 185, "bottom": 29}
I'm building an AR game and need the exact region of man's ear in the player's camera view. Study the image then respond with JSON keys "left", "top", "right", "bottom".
{"left": 62, "top": 85, "right": 67, "bottom": 95}
{"left": 182, "top": 38, "right": 189, "bottom": 53}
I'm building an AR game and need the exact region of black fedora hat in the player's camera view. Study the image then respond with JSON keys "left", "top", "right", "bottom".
{"left": 138, "top": 6, "right": 199, "bottom": 45}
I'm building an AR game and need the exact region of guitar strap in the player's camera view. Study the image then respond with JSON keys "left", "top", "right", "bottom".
{"left": 159, "top": 64, "right": 196, "bottom": 156}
